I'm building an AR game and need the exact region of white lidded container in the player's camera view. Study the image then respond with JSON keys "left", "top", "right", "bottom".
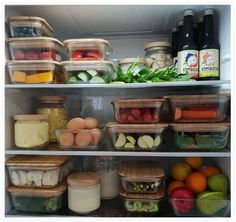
{"left": 8, "top": 16, "right": 54, "bottom": 37}
{"left": 67, "top": 172, "right": 101, "bottom": 214}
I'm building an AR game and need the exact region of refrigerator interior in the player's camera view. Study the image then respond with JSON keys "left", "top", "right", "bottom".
{"left": 5, "top": 5, "right": 231, "bottom": 217}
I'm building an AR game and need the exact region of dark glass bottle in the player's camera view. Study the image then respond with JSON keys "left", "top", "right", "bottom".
{"left": 198, "top": 16, "right": 204, "bottom": 48}
{"left": 177, "top": 9, "right": 198, "bottom": 79}
{"left": 171, "top": 27, "right": 178, "bottom": 67}
{"left": 199, "top": 8, "right": 220, "bottom": 80}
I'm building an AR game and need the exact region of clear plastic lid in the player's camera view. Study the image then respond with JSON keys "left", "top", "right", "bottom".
{"left": 112, "top": 99, "right": 164, "bottom": 108}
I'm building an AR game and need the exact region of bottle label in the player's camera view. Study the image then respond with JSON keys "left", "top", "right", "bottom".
{"left": 178, "top": 50, "right": 199, "bottom": 79}
{"left": 199, "top": 49, "right": 219, "bottom": 78}
{"left": 173, "top": 57, "right": 178, "bottom": 68}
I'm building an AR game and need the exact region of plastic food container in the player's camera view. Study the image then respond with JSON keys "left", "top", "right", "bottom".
{"left": 6, "top": 155, "right": 72, "bottom": 188}
{"left": 7, "top": 60, "right": 67, "bottom": 84}
{"left": 7, "top": 182, "right": 67, "bottom": 213}
{"left": 63, "top": 38, "right": 113, "bottom": 61}
{"left": 170, "top": 123, "right": 230, "bottom": 150}
{"left": 166, "top": 94, "right": 230, "bottom": 123}
{"left": 7, "top": 37, "right": 66, "bottom": 61}
{"left": 111, "top": 99, "right": 164, "bottom": 123}
{"left": 67, "top": 172, "right": 101, "bottom": 214}
{"left": 169, "top": 197, "right": 230, "bottom": 217}
{"left": 61, "top": 60, "right": 116, "bottom": 84}
{"left": 14, "top": 115, "right": 49, "bottom": 149}
{"left": 8, "top": 16, "right": 54, "bottom": 37}
{"left": 118, "top": 58, "right": 147, "bottom": 75}
{"left": 56, "top": 128, "right": 103, "bottom": 150}
{"left": 144, "top": 41, "right": 172, "bottom": 70}
{"left": 118, "top": 161, "right": 165, "bottom": 194}
{"left": 107, "top": 122, "right": 167, "bottom": 151}
{"left": 119, "top": 185, "right": 164, "bottom": 214}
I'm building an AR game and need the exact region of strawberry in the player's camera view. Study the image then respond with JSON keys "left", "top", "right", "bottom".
{"left": 143, "top": 113, "right": 152, "bottom": 122}
{"left": 72, "top": 51, "right": 83, "bottom": 60}
{"left": 142, "top": 108, "right": 151, "bottom": 115}
{"left": 39, "top": 51, "right": 56, "bottom": 60}
{"left": 14, "top": 49, "right": 25, "bottom": 60}
{"left": 119, "top": 113, "right": 128, "bottom": 121}
{"left": 153, "top": 113, "right": 160, "bottom": 121}
{"left": 85, "top": 51, "right": 101, "bottom": 59}
{"left": 131, "top": 108, "right": 141, "bottom": 118}
{"left": 127, "top": 115, "right": 135, "bottom": 122}
{"left": 25, "top": 51, "right": 38, "bottom": 60}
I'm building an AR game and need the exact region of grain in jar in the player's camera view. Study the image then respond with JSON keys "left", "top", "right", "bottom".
{"left": 37, "top": 96, "right": 67, "bottom": 142}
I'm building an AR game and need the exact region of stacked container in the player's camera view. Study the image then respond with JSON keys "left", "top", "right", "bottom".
{"left": 6, "top": 16, "right": 67, "bottom": 84}
{"left": 118, "top": 161, "right": 165, "bottom": 215}
{"left": 62, "top": 38, "right": 116, "bottom": 83}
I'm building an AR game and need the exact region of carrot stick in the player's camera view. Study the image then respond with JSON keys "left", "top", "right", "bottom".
{"left": 174, "top": 107, "right": 182, "bottom": 120}
{"left": 182, "top": 109, "right": 218, "bottom": 119}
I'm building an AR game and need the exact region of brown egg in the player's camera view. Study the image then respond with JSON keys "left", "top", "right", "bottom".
{"left": 59, "top": 131, "right": 74, "bottom": 147}
{"left": 84, "top": 117, "right": 99, "bottom": 129}
{"left": 67, "top": 118, "right": 86, "bottom": 130}
{"left": 75, "top": 131, "right": 92, "bottom": 147}
{"left": 91, "top": 128, "right": 102, "bottom": 145}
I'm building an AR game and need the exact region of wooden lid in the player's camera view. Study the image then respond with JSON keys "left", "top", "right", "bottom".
{"left": 6, "top": 155, "right": 70, "bottom": 167}
{"left": 7, "top": 182, "right": 66, "bottom": 197}
{"left": 67, "top": 172, "right": 100, "bottom": 187}
{"left": 119, "top": 185, "right": 164, "bottom": 200}
{"left": 13, "top": 114, "right": 48, "bottom": 121}
{"left": 118, "top": 161, "right": 165, "bottom": 179}
{"left": 37, "top": 96, "right": 66, "bottom": 101}
{"left": 144, "top": 41, "right": 171, "bottom": 50}
{"left": 118, "top": 58, "right": 146, "bottom": 65}
{"left": 106, "top": 122, "right": 168, "bottom": 130}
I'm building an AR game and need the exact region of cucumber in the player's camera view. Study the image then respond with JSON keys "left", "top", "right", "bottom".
{"left": 110, "top": 81, "right": 125, "bottom": 84}
{"left": 77, "top": 72, "right": 89, "bottom": 82}
{"left": 87, "top": 69, "right": 98, "bottom": 77}
{"left": 68, "top": 76, "right": 77, "bottom": 83}
{"left": 90, "top": 76, "right": 105, "bottom": 83}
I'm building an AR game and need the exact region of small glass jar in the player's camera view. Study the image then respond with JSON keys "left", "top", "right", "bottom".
{"left": 67, "top": 172, "right": 100, "bottom": 214}
{"left": 36, "top": 96, "right": 67, "bottom": 142}
{"left": 14, "top": 115, "right": 49, "bottom": 149}
{"left": 118, "top": 58, "right": 147, "bottom": 75}
{"left": 94, "top": 156, "right": 120, "bottom": 199}
{"left": 144, "top": 41, "right": 172, "bottom": 70}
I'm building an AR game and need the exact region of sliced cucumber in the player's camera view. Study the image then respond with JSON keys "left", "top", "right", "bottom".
{"left": 87, "top": 69, "right": 98, "bottom": 77}
{"left": 126, "top": 136, "right": 136, "bottom": 145}
{"left": 142, "top": 135, "right": 154, "bottom": 148}
{"left": 154, "top": 136, "right": 161, "bottom": 147}
{"left": 90, "top": 76, "right": 105, "bottom": 83}
{"left": 77, "top": 72, "right": 89, "bottom": 82}
{"left": 114, "top": 133, "right": 126, "bottom": 148}
{"left": 124, "top": 142, "right": 135, "bottom": 149}
{"left": 68, "top": 76, "right": 77, "bottom": 83}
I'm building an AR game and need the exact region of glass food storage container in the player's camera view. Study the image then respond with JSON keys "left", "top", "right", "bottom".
{"left": 63, "top": 38, "right": 113, "bottom": 61}
{"left": 6, "top": 155, "right": 72, "bottom": 188}
{"left": 56, "top": 128, "right": 103, "bottom": 150}
{"left": 7, "top": 182, "right": 67, "bottom": 213}
{"left": 93, "top": 156, "right": 120, "bottom": 199}
{"left": 7, "top": 60, "right": 67, "bottom": 84}
{"left": 170, "top": 123, "right": 230, "bottom": 150}
{"left": 118, "top": 58, "right": 147, "bottom": 75}
{"left": 118, "top": 161, "right": 165, "bottom": 194}
{"left": 14, "top": 115, "right": 49, "bottom": 149}
{"left": 106, "top": 122, "right": 168, "bottom": 151}
{"left": 37, "top": 96, "right": 68, "bottom": 142}
{"left": 67, "top": 172, "right": 101, "bottom": 214}
{"left": 119, "top": 185, "right": 164, "bottom": 214}
{"left": 8, "top": 16, "right": 54, "bottom": 37}
{"left": 165, "top": 94, "right": 230, "bottom": 123}
{"left": 144, "top": 41, "right": 172, "bottom": 70}
{"left": 111, "top": 99, "right": 164, "bottom": 123}
{"left": 7, "top": 37, "right": 66, "bottom": 61}
{"left": 61, "top": 60, "right": 116, "bottom": 84}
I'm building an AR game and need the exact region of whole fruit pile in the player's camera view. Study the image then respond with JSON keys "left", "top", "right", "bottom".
{"left": 168, "top": 157, "right": 229, "bottom": 216}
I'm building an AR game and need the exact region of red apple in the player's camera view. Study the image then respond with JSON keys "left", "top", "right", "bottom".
{"left": 170, "top": 186, "right": 195, "bottom": 214}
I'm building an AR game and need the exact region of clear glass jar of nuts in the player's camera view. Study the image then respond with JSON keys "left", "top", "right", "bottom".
{"left": 144, "top": 41, "right": 172, "bottom": 70}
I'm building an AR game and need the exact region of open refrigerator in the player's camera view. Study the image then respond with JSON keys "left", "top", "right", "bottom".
{"left": 4, "top": 4, "right": 231, "bottom": 218}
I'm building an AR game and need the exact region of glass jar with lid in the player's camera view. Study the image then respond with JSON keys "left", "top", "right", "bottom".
{"left": 94, "top": 156, "right": 120, "bottom": 199}
{"left": 14, "top": 115, "right": 49, "bottom": 149}
{"left": 118, "top": 58, "right": 147, "bottom": 75}
{"left": 36, "top": 96, "right": 67, "bottom": 142}
{"left": 144, "top": 41, "right": 172, "bottom": 70}
{"left": 67, "top": 172, "right": 101, "bottom": 214}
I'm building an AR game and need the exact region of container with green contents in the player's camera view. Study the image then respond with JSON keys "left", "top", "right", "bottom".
{"left": 61, "top": 60, "right": 116, "bottom": 84}
{"left": 170, "top": 123, "right": 230, "bottom": 150}
{"left": 7, "top": 182, "right": 67, "bottom": 213}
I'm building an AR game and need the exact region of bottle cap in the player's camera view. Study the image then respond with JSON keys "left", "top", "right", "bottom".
{"left": 204, "top": 8, "right": 214, "bottom": 16}
{"left": 172, "top": 27, "right": 177, "bottom": 32}
{"left": 198, "top": 16, "right": 204, "bottom": 22}
{"left": 184, "top": 9, "right": 194, "bottom": 16}
{"left": 176, "top": 20, "right": 183, "bottom": 27}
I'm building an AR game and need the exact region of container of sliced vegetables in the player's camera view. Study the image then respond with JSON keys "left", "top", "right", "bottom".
{"left": 61, "top": 60, "right": 116, "bottom": 84}
{"left": 170, "top": 123, "right": 230, "bottom": 150}
{"left": 106, "top": 122, "right": 167, "bottom": 151}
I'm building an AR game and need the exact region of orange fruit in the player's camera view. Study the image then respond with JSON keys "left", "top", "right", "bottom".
{"left": 170, "top": 162, "right": 192, "bottom": 181}
{"left": 186, "top": 172, "right": 207, "bottom": 194}
{"left": 184, "top": 157, "right": 203, "bottom": 169}
{"left": 199, "top": 166, "right": 221, "bottom": 177}
{"left": 167, "top": 181, "right": 185, "bottom": 196}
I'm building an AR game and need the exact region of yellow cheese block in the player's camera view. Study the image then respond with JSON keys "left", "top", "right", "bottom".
{"left": 12, "top": 71, "right": 26, "bottom": 83}
{"left": 26, "top": 71, "right": 54, "bottom": 84}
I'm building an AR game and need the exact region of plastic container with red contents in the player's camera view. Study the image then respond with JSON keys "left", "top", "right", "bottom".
{"left": 63, "top": 38, "right": 113, "bottom": 61}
